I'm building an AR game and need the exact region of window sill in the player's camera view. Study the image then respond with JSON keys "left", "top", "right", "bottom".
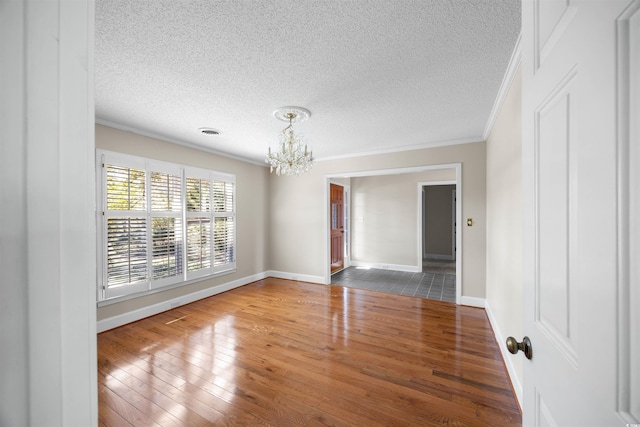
{"left": 97, "top": 268, "right": 237, "bottom": 307}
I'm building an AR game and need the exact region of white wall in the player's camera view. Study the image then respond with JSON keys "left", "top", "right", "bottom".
{"left": 96, "top": 125, "right": 270, "bottom": 322}
{"left": 485, "top": 65, "right": 523, "bottom": 402}
{"left": 1, "top": 1, "right": 97, "bottom": 425}
{"left": 351, "top": 170, "right": 455, "bottom": 267}
{"left": 269, "top": 142, "right": 487, "bottom": 299}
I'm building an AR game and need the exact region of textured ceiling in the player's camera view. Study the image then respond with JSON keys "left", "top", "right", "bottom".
{"left": 95, "top": 0, "right": 521, "bottom": 164}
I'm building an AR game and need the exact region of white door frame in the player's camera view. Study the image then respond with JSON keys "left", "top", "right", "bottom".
{"left": 452, "top": 188, "right": 457, "bottom": 259}
{"left": 617, "top": 1, "right": 640, "bottom": 420}
{"left": 328, "top": 180, "right": 350, "bottom": 273}
{"left": 0, "top": 1, "right": 98, "bottom": 425}
{"left": 343, "top": 185, "right": 351, "bottom": 269}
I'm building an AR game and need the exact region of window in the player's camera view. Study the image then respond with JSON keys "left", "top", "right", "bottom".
{"left": 97, "top": 150, "right": 236, "bottom": 302}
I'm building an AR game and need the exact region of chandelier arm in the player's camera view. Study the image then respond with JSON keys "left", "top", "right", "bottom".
{"left": 266, "top": 107, "right": 313, "bottom": 176}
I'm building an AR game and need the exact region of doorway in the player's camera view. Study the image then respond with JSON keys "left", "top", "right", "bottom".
{"left": 420, "top": 181, "right": 457, "bottom": 302}
{"left": 422, "top": 183, "right": 456, "bottom": 262}
{"left": 324, "top": 164, "right": 462, "bottom": 306}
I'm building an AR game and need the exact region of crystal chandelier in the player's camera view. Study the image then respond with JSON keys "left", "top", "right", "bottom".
{"left": 266, "top": 106, "right": 313, "bottom": 176}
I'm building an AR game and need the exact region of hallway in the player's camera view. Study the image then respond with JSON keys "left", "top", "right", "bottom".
{"left": 332, "top": 259, "right": 456, "bottom": 303}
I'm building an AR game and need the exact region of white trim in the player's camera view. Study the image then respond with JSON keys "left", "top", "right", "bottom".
{"left": 344, "top": 185, "right": 351, "bottom": 268}
{"left": 96, "top": 269, "right": 237, "bottom": 307}
{"left": 98, "top": 120, "right": 484, "bottom": 167}
{"left": 325, "top": 163, "right": 463, "bottom": 178}
{"left": 2, "top": 2, "right": 98, "bottom": 424}
{"left": 451, "top": 188, "right": 456, "bottom": 260}
{"left": 483, "top": 33, "right": 523, "bottom": 140}
{"left": 323, "top": 181, "right": 330, "bottom": 283}
{"left": 460, "top": 296, "right": 485, "bottom": 308}
{"left": 328, "top": 181, "right": 351, "bottom": 273}
{"left": 97, "top": 272, "right": 267, "bottom": 332}
{"left": 485, "top": 301, "right": 524, "bottom": 408}
{"left": 419, "top": 180, "right": 457, "bottom": 186}
{"left": 96, "top": 118, "right": 266, "bottom": 167}
{"left": 316, "top": 137, "right": 483, "bottom": 162}
{"left": 455, "top": 165, "right": 462, "bottom": 305}
{"left": 349, "top": 261, "right": 421, "bottom": 273}
{"left": 267, "top": 270, "right": 326, "bottom": 284}
{"left": 616, "top": 1, "right": 640, "bottom": 421}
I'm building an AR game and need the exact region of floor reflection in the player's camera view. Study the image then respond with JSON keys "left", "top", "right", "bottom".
{"left": 97, "top": 279, "right": 520, "bottom": 426}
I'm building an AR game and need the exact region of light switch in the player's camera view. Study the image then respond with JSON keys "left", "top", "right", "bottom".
{"left": 467, "top": 218, "right": 473, "bottom": 226}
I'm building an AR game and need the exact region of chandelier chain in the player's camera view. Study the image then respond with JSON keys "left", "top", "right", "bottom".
{"left": 266, "top": 107, "right": 313, "bottom": 176}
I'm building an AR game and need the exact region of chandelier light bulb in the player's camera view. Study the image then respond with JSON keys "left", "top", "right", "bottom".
{"left": 266, "top": 107, "right": 313, "bottom": 176}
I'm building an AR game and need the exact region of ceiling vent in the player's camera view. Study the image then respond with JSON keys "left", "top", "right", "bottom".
{"left": 199, "top": 127, "right": 220, "bottom": 136}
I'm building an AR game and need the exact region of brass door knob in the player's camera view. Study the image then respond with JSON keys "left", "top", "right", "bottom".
{"left": 506, "top": 336, "right": 533, "bottom": 360}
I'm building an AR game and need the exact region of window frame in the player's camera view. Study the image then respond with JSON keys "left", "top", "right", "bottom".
{"left": 96, "top": 150, "right": 236, "bottom": 303}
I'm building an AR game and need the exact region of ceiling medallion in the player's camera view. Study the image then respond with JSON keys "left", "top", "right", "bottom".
{"left": 265, "top": 106, "right": 313, "bottom": 176}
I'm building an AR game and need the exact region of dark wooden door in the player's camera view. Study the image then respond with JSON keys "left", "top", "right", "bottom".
{"left": 330, "top": 184, "right": 344, "bottom": 273}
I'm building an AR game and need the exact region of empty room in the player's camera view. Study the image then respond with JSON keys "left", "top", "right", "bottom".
{"left": 2, "top": 0, "right": 637, "bottom": 426}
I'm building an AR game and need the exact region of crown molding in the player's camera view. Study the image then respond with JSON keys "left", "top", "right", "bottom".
{"left": 95, "top": 118, "right": 267, "bottom": 167}
{"left": 96, "top": 124, "right": 486, "bottom": 167}
{"left": 315, "top": 136, "right": 484, "bottom": 162}
{"left": 482, "top": 32, "right": 522, "bottom": 140}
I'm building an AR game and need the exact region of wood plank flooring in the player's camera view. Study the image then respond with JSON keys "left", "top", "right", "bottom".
{"left": 98, "top": 278, "right": 521, "bottom": 426}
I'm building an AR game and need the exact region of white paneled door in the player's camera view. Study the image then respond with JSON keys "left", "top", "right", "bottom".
{"left": 522, "top": 0, "right": 639, "bottom": 426}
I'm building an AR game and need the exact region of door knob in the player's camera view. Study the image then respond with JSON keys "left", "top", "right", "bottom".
{"left": 506, "top": 336, "right": 533, "bottom": 360}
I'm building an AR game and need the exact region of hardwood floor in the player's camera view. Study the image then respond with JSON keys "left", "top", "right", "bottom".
{"left": 98, "top": 278, "right": 521, "bottom": 426}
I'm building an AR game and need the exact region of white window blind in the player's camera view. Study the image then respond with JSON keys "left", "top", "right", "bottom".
{"left": 213, "top": 181, "right": 234, "bottom": 268}
{"left": 149, "top": 167, "right": 183, "bottom": 286}
{"left": 106, "top": 216, "right": 147, "bottom": 286}
{"left": 186, "top": 177, "right": 212, "bottom": 276}
{"left": 97, "top": 151, "right": 236, "bottom": 302}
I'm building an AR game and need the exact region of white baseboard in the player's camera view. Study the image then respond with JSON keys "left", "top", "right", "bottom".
{"left": 485, "top": 301, "right": 523, "bottom": 408}
{"left": 267, "top": 270, "right": 326, "bottom": 284}
{"left": 460, "top": 296, "right": 486, "bottom": 308}
{"left": 350, "top": 261, "right": 421, "bottom": 273}
{"left": 97, "top": 268, "right": 524, "bottom": 411}
{"left": 97, "top": 272, "right": 267, "bottom": 333}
